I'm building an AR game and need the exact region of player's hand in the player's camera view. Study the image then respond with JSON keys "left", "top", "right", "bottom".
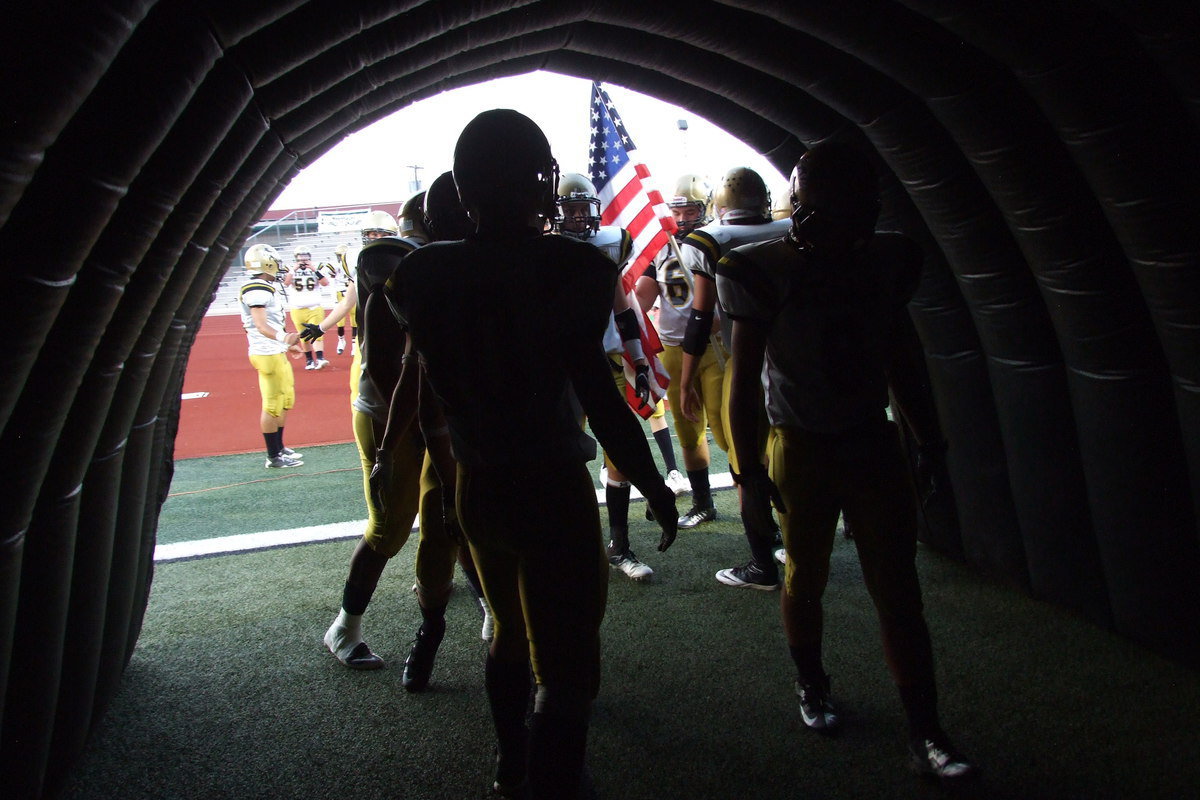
{"left": 369, "top": 450, "right": 392, "bottom": 517}
{"left": 735, "top": 465, "right": 786, "bottom": 536}
{"left": 646, "top": 482, "right": 678, "bottom": 552}
{"left": 299, "top": 322, "right": 324, "bottom": 342}
{"left": 633, "top": 363, "right": 652, "bottom": 409}
{"left": 681, "top": 381, "right": 703, "bottom": 423}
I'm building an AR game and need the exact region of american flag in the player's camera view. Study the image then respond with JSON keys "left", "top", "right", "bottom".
{"left": 588, "top": 81, "right": 673, "bottom": 418}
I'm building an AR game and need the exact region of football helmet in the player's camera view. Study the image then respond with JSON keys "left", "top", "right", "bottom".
{"left": 244, "top": 243, "right": 282, "bottom": 278}
{"left": 668, "top": 173, "right": 712, "bottom": 236}
{"left": 713, "top": 166, "right": 771, "bottom": 220}
{"left": 397, "top": 194, "right": 429, "bottom": 243}
{"left": 454, "top": 109, "right": 558, "bottom": 222}
{"left": 424, "top": 171, "right": 474, "bottom": 241}
{"left": 788, "top": 143, "right": 881, "bottom": 253}
{"left": 361, "top": 209, "right": 400, "bottom": 245}
{"left": 555, "top": 172, "right": 602, "bottom": 239}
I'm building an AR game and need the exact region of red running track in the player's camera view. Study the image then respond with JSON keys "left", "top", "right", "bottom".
{"left": 175, "top": 314, "right": 358, "bottom": 459}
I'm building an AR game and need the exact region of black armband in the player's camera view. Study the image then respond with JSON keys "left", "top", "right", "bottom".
{"left": 614, "top": 306, "right": 640, "bottom": 342}
{"left": 681, "top": 308, "right": 714, "bottom": 356}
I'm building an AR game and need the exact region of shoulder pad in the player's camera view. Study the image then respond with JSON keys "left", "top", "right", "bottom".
{"left": 240, "top": 280, "right": 275, "bottom": 298}
{"left": 682, "top": 228, "right": 721, "bottom": 264}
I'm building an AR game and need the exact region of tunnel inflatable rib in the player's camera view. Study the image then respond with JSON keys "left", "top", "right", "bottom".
{"left": 2, "top": 2, "right": 1198, "bottom": 795}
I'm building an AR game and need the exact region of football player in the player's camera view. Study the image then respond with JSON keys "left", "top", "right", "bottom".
{"left": 676, "top": 166, "right": 791, "bottom": 590}
{"left": 318, "top": 182, "right": 491, "bottom": 683}
{"left": 635, "top": 173, "right": 729, "bottom": 531}
{"left": 239, "top": 244, "right": 303, "bottom": 468}
{"left": 331, "top": 243, "right": 357, "bottom": 356}
{"left": 282, "top": 246, "right": 332, "bottom": 370}
{"left": 554, "top": 172, "right": 667, "bottom": 582}
{"left": 717, "top": 142, "right": 976, "bottom": 782}
{"left": 382, "top": 110, "right": 677, "bottom": 799}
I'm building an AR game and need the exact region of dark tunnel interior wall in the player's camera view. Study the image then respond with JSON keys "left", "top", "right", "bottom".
{"left": 1, "top": 1, "right": 1198, "bottom": 795}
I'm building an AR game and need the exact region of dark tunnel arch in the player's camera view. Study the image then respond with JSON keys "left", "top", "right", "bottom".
{"left": 2, "top": 1, "right": 1198, "bottom": 795}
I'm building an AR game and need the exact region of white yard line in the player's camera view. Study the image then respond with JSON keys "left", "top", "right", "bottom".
{"left": 154, "top": 471, "right": 735, "bottom": 562}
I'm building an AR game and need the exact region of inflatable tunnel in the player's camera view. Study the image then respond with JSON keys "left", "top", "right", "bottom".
{"left": 2, "top": 1, "right": 1198, "bottom": 795}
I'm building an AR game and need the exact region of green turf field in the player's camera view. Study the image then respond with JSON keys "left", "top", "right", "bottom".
{"left": 62, "top": 422, "right": 1200, "bottom": 799}
{"left": 157, "top": 415, "right": 730, "bottom": 547}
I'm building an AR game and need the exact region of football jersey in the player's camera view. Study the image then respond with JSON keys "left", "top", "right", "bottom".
{"left": 352, "top": 237, "right": 422, "bottom": 422}
{"left": 287, "top": 264, "right": 326, "bottom": 308}
{"left": 239, "top": 278, "right": 289, "bottom": 356}
{"left": 385, "top": 229, "right": 616, "bottom": 466}
{"left": 715, "top": 232, "right": 921, "bottom": 434}
{"left": 679, "top": 217, "right": 792, "bottom": 281}
{"left": 642, "top": 247, "right": 715, "bottom": 347}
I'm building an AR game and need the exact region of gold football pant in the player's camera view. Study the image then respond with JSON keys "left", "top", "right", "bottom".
{"left": 457, "top": 458, "right": 607, "bottom": 702}
{"left": 248, "top": 352, "right": 295, "bottom": 417}
{"left": 352, "top": 410, "right": 458, "bottom": 591}
{"left": 772, "top": 419, "right": 934, "bottom": 687}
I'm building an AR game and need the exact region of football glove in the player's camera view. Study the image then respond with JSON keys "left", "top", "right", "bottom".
{"left": 645, "top": 482, "right": 679, "bottom": 552}
{"left": 633, "top": 363, "right": 652, "bottom": 408}
{"left": 299, "top": 322, "right": 323, "bottom": 342}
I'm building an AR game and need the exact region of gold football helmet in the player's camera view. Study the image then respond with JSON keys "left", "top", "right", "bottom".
{"left": 244, "top": 243, "right": 282, "bottom": 278}
{"left": 712, "top": 166, "right": 771, "bottom": 220}
{"left": 554, "top": 172, "right": 602, "bottom": 239}
{"left": 668, "top": 173, "right": 712, "bottom": 235}
{"left": 397, "top": 194, "right": 429, "bottom": 243}
{"left": 361, "top": 209, "right": 400, "bottom": 245}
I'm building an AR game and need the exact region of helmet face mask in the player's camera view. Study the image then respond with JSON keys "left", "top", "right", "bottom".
{"left": 554, "top": 173, "right": 601, "bottom": 239}
{"left": 669, "top": 173, "right": 712, "bottom": 237}
{"left": 244, "top": 243, "right": 282, "bottom": 279}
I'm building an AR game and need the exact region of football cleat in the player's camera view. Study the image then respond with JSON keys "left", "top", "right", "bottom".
{"left": 401, "top": 623, "right": 445, "bottom": 692}
{"left": 280, "top": 446, "right": 302, "bottom": 458}
{"left": 677, "top": 504, "right": 716, "bottom": 529}
{"left": 908, "top": 734, "right": 979, "bottom": 781}
{"left": 314, "top": 358, "right": 330, "bottom": 370}
{"left": 304, "top": 361, "right": 316, "bottom": 370}
{"left": 795, "top": 675, "right": 839, "bottom": 734}
{"left": 664, "top": 469, "right": 690, "bottom": 496}
{"left": 607, "top": 544, "right": 653, "bottom": 581}
{"left": 715, "top": 560, "right": 779, "bottom": 590}
{"left": 774, "top": 548, "right": 787, "bottom": 565}
{"left": 323, "top": 620, "right": 384, "bottom": 670}
{"left": 336, "top": 339, "right": 346, "bottom": 354}
{"left": 265, "top": 454, "right": 303, "bottom": 469}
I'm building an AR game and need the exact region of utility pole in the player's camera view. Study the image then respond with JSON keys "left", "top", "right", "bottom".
{"left": 406, "top": 164, "right": 423, "bottom": 194}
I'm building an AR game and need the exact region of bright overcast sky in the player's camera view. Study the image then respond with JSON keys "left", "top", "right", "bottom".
{"left": 269, "top": 71, "right": 788, "bottom": 211}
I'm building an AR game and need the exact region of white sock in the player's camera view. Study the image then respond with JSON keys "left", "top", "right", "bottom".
{"left": 324, "top": 609, "right": 365, "bottom": 659}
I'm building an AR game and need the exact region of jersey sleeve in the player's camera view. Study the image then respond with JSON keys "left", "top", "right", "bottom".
{"left": 680, "top": 229, "right": 718, "bottom": 280}
{"left": 239, "top": 282, "right": 275, "bottom": 308}
{"left": 715, "top": 247, "right": 776, "bottom": 324}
